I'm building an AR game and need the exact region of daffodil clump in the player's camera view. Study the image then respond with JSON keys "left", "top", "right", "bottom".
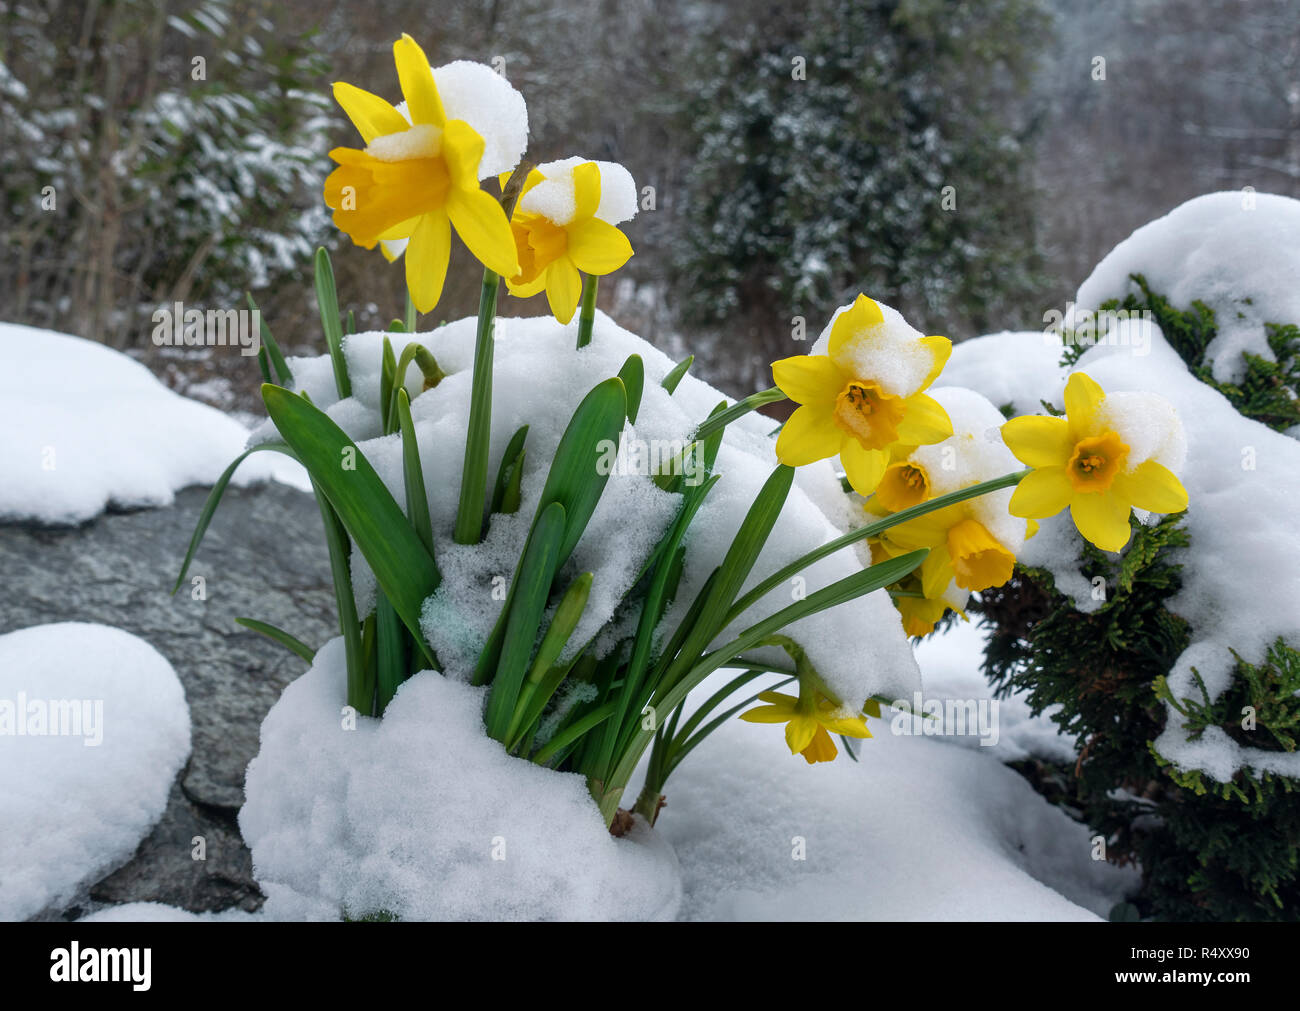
{"left": 180, "top": 32, "right": 1193, "bottom": 855}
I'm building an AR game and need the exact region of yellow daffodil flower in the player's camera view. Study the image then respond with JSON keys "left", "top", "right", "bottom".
{"left": 876, "top": 501, "right": 1017, "bottom": 596}
{"left": 502, "top": 159, "right": 635, "bottom": 324}
{"left": 323, "top": 35, "right": 520, "bottom": 313}
{"left": 772, "top": 295, "right": 953, "bottom": 496}
{"left": 1002, "top": 372, "right": 1189, "bottom": 552}
{"left": 739, "top": 685, "right": 879, "bottom": 764}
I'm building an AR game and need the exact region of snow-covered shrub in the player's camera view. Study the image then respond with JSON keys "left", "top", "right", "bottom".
{"left": 959, "top": 192, "right": 1300, "bottom": 921}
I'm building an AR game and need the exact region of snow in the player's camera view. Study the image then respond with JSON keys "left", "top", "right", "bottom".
{"left": 263, "top": 312, "right": 923, "bottom": 715}
{"left": 239, "top": 637, "right": 682, "bottom": 921}
{"left": 912, "top": 617, "right": 1078, "bottom": 766}
{"left": 431, "top": 61, "right": 529, "bottom": 179}
{"left": 365, "top": 122, "right": 440, "bottom": 162}
{"left": 517, "top": 156, "right": 639, "bottom": 226}
{"left": 811, "top": 298, "right": 939, "bottom": 399}
{"left": 1074, "top": 191, "right": 1300, "bottom": 384}
{"left": 649, "top": 661, "right": 1133, "bottom": 920}
{"left": 950, "top": 323, "right": 1300, "bottom": 784}
{"left": 0, "top": 623, "right": 190, "bottom": 921}
{"left": 0, "top": 322, "right": 307, "bottom": 525}
{"left": 943, "top": 330, "right": 1066, "bottom": 417}
{"left": 230, "top": 629, "right": 1124, "bottom": 922}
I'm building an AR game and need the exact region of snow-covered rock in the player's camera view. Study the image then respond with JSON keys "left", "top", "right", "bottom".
{"left": 0, "top": 623, "right": 191, "bottom": 920}
{"left": 0, "top": 322, "right": 306, "bottom": 525}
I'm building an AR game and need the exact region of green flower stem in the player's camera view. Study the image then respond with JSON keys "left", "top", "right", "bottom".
{"left": 693, "top": 386, "right": 787, "bottom": 442}
{"left": 631, "top": 779, "right": 664, "bottom": 824}
{"left": 453, "top": 269, "right": 501, "bottom": 545}
{"left": 576, "top": 274, "right": 598, "bottom": 349}
{"left": 725, "top": 467, "right": 1031, "bottom": 625}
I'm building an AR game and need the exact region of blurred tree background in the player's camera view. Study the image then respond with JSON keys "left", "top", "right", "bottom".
{"left": 2, "top": 0, "right": 1298, "bottom": 407}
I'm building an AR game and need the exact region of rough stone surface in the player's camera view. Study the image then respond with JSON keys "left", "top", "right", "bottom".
{"left": 0, "top": 481, "right": 336, "bottom": 919}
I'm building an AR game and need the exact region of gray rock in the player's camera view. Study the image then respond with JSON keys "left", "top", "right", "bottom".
{"left": 0, "top": 481, "right": 337, "bottom": 918}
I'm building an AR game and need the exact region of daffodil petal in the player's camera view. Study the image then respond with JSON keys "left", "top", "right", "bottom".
{"left": 573, "top": 161, "right": 601, "bottom": 220}
{"left": 1064, "top": 371, "right": 1105, "bottom": 437}
{"left": 821, "top": 715, "right": 872, "bottom": 738}
{"left": 1001, "top": 414, "right": 1072, "bottom": 467}
{"left": 920, "top": 543, "right": 955, "bottom": 600}
{"left": 446, "top": 185, "right": 519, "bottom": 279}
{"left": 405, "top": 212, "right": 451, "bottom": 314}
{"left": 895, "top": 392, "right": 953, "bottom": 446}
{"left": 840, "top": 437, "right": 888, "bottom": 495}
{"left": 757, "top": 691, "right": 797, "bottom": 707}
{"left": 566, "top": 217, "right": 633, "bottom": 275}
{"left": 441, "top": 119, "right": 487, "bottom": 187}
{"left": 1070, "top": 491, "right": 1132, "bottom": 552}
{"left": 1114, "top": 460, "right": 1189, "bottom": 514}
{"left": 738, "top": 705, "right": 794, "bottom": 724}
{"left": 800, "top": 727, "right": 839, "bottom": 763}
{"left": 544, "top": 259, "right": 583, "bottom": 324}
{"left": 332, "top": 82, "right": 409, "bottom": 143}
{"left": 775, "top": 405, "right": 842, "bottom": 466}
{"left": 785, "top": 714, "right": 819, "bottom": 755}
{"left": 918, "top": 335, "right": 952, "bottom": 389}
{"left": 1008, "top": 466, "right": 1073, "bottom": 518}
{"left": 393, "top": 34, "right": 446, "bottom": 127}
{"left": 771, "top": 354, "right": 844, "bottom": 406}
{"left": 505, "top": 273, "right": 547, "bottom": 299}
{"left": 828, "top": 293, "right": 885, "bottom": 358}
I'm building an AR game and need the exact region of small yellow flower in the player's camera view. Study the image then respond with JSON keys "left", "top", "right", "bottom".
{"left": 323, "top": 35, "right": 520, "bottom": 313}
{"left": 772, "top": 295, "right": 953, "bottom": 496}
{"left": 739, "top": 686, "right": 878, "bottom": 764}
{"left": 877, "top": 503, "right": 1017, "bottom": 598}
{"left": 502, "top": 159, "right": 635, "bottom": 324}
{"left": 1002, "top": 372, "right": 1189, "bottom": 552}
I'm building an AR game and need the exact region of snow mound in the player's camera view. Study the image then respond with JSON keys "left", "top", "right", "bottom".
{"left": 1075, "top": 334, "right": 1300, "bottom": 781}
{"left": 0, "top": 623, "right": 190, "bottom": 921}
{"left": 518, "top": 157, "right": 638, "bottom": 226}
{"left": 240, "top": 637, "right": 682, "bottom": 921}
{"left": 654, "top": 667, "right": 1136, "bottom": 920}
{"left": 0, "top": 323, "right": 305, "bottom": 525}
{"left": 1074, "top": 191, "right": 1300, "bottom": 384}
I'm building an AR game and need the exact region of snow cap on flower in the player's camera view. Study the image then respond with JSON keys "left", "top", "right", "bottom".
{"left": 517, "top": 157, "right": 638, "bottom": 226}
{"left": 811, "top": 295, "right": 948, "bottom": 400}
